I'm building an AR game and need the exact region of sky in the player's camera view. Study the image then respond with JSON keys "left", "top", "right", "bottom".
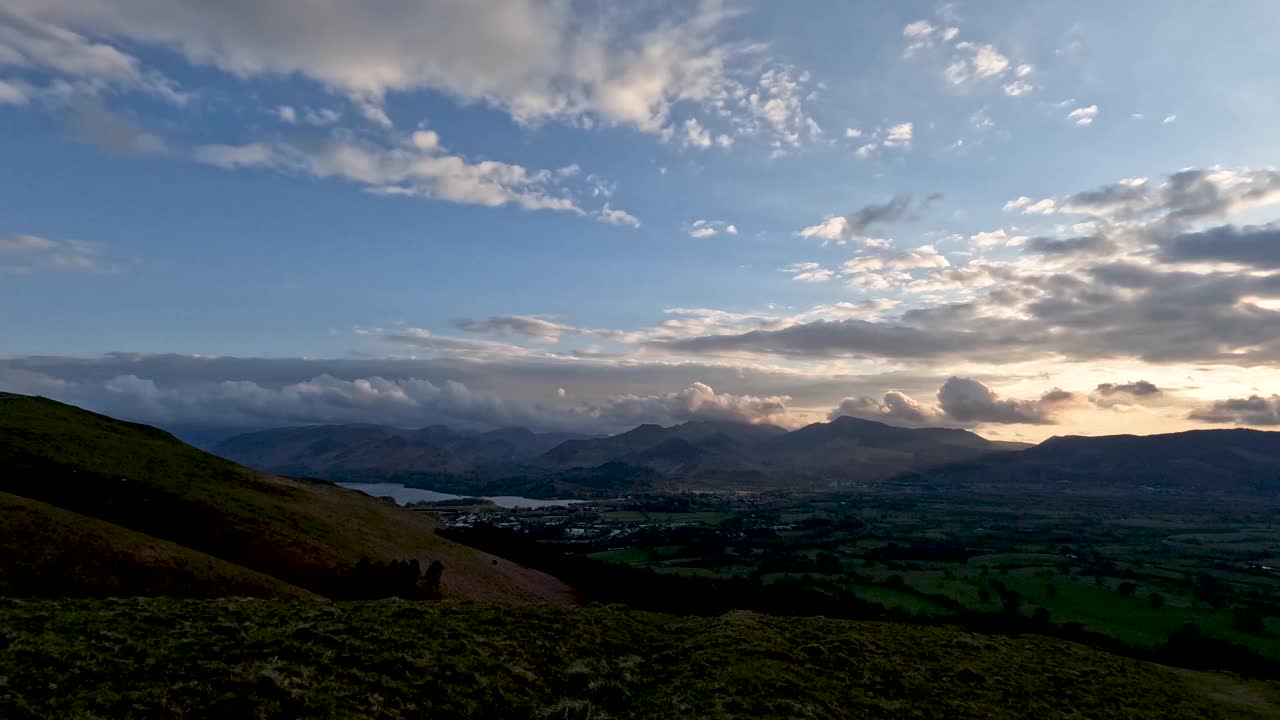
{"left": 3, "top": 0, "right": 1280, "bottom": 441}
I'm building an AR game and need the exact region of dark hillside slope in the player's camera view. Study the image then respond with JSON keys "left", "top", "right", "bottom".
{"left": 0, "top": 492, "right": 317, "bottom": 599}
{"left": 0, "top": 393, "right": 573, "bottom": 604}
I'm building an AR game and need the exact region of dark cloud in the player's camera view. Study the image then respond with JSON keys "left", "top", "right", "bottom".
{"left": 1094, "top": 381, "right": 1160, "bottom": 397}
{"left": 1090, "top": 381, "right": 1161, "bottom": 407}
{"left": 830, "top": 378, "right": 1079, "bottom": 428}
{"left": 1158, "top": 224, "right": 1280, "bottom": 268}
{"left": 654, "top": 319, "right": 992, "bottom": 360}
{"left": 1189, "top": 395, "right": 1280, "bottom": 426}
{"left": 1063, "top": 169, "right": 1280, "bottom": 226}
{"left": 1026, "top": 234, "right": 1115, "bottom": 257}
{"left": 936, "top": 377, "right": 1076, "bottom": 425}
{"left": 453, "top": 315, "right": 571, "bottom": 342}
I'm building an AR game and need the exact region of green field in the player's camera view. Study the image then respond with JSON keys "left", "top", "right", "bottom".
{"left": 3, "top": 598, "right": 1277, "bottom": 720}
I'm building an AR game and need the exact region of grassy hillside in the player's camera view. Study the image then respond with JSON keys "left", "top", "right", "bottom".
{"left": 2, "top": 598, "right": 1277, "bottom": 720}
{"left": 0, "top": 393, "right": 572, "bottom": 604}
{"left": 0, "top": 492, "right": 317, "bottom": 599}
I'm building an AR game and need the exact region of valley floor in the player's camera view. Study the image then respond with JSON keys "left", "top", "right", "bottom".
{"left": 2, "top": 598, "right": 1277, "bottom": 719}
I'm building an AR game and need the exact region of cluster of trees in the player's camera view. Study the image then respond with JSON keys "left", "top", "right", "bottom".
{"left": 342, "top": 557, "right": 444, "bottom": 600}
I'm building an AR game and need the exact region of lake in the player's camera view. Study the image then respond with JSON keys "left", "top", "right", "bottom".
{"left": 337, "top": 482, "right": 582, "bottom": 509}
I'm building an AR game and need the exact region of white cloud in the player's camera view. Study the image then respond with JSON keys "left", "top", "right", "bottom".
{"left": 969, "top": 229, "right": 1028, "bottom": 249}
{"left": 191, "top": 131, "right": 634, "bottom": 217}
{"left": 781, "top": 262, "right": 834, "bottom": 283}
{"left": 884, "top": 122, "right": 913, "bottom": 148}
{"left": 597, "top": 204, "right": 641, "bottom": 228}
{"left": 8, "top": 0, "right": 817, "bottom": 144}
{"left": 591, "top": 382, "right": 795, "bottom": 428}
{"left": 688, "top": 219, "right": 737, "bottom": 238}
{"left": 844, "top": 127, "right": 862, "bottom": 138}
{"left": 683, "top": 117, "right": 712, "bottom": 148}
{"left": 1163, "top": 114, "right": 1178, "bottom": 124}
{"left": 1003, "top": 196, "right": 1058, "bottom": 215}
{"left": 1066, "top": 104, "right": 1099, "bottom": 126}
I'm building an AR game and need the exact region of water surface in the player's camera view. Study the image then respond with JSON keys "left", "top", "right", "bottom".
{"left": 338, "top": 482, "right": 581, "bottom": 509}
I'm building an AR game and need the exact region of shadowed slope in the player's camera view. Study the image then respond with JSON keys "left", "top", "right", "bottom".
{"left": 0, "top": 393, "right": 573, "bottom": 604}
{"left": 0, "top": 492, "right": 318, "bottom": 599}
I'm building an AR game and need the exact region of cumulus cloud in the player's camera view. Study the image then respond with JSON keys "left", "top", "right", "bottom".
{"left": 829, "top": 390, "right": 944, "bottom": 427}
{"left": 1190, "top": 395, "right": 1280, "bottom": 426}
{"left": 688, "top": 219, "right": 738, "bottom": 238}
{"left": 937, "top": 377, "right": 1077, "bottom": 424}
{"left": 590, "top": 382, "right": 794, "bottom": 428}
{"left": 0, "top": 233, "right": 110, "bottom": 274}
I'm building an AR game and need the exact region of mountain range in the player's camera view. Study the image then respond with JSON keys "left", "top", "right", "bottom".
{"left": 216, "top": 416, "right": 1032, "bottom": 495}
{"left": 216, "top": 416, "right": 1280, "bottom": 498}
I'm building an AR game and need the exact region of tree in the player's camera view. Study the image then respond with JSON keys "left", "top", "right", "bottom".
{"left": 977, "top": 586, "right": 992, "bottom": 604}
{"left": 1117, "top": 582, "right": 1137, "bottom": 598}
{"left": 1033, "top": 607, "right": 1051, "bottom": 625}
{"left": 1149, "top": 592, "right": 1165, "bottom": 609}
{"left": 1045, "top": 583, "right": 1058, "bottom": 599}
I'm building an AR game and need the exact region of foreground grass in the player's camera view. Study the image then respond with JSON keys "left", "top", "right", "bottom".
{"left": 2, "top": 599, "right": 1277, "bottom": 719}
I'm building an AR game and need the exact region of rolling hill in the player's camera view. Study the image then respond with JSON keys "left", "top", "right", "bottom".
{"left": 0, "top": 392, "right": 573, "bottom": 603}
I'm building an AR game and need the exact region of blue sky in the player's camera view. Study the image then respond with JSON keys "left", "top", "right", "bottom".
{"left": 4, "top": 1, "right": 1280, "bottom": 440}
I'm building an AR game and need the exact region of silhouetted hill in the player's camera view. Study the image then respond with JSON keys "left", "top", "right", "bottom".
{"left": 925, "top": 428, "right": 1280, "bottom": 494}
{"left": 0, "top": 393, "right": 573, "bottom": 603}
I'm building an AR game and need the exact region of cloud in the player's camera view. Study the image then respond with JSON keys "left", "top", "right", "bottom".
{"left": 1157, "top": 223, "right": 1280, "bottom": 268}
{"left": 798, "top": 194, "right": 936, "bottom": 247}
{"left": 1003, "top": 196, "right": 1058, "bottom": 215}
{"left": 1190, "top": 395, "right": 1280, "bottom": 426}
{"left": 937, "top": 376, "right": 1077, "bottom": 424}
{"left": 0, "top": 8, "right": 183, "bottom": 103}
{"left": 1091, "top": 381, "right": 1162, "bottom": 407}
{"left": 653, "top": 319, "right": 990, "bottom": 360}
{"left": 453, "top": 315, "right": 574, "bottom": 343}
{"left": 191, "top": 132, "right": 633, "bottom": 217}
{"left": 596, "top": 204, "right": 641, "bottom": 227}
{"left": 1066, "top": 105, "right": 1099, "bottom": 126}
{"left": 780, "top": 262, "right": 834, "bottom": 283}
{"left": 884, "top": 122, "right": 914, "bottom": 148}
{"left": 688, "top": 219, "right": 738, "bottom": 238}
{"left": 590, "top": 382, "right": 794, "bottom": 428}
{"left": 65, "top": 99, "right": 167, "bottom": 155}
{"left": 10, "top": 0, "right": 820, "bottom": 152}
{"left": 829, "top": 390, "right": 944, "bottom": 427}
{"left": 1163, "top": 114, "right": 1178, "bottom": 124}
{"left": 969, "top": 229, "right": 1028, "bottom": 250}
{"left": 0, "top": 233, "right": 110, "bottom": 274}
{"left": 945, "top": 42, "right": 1010, "bottom": 86}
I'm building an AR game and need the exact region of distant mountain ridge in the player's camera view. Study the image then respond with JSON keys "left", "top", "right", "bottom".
{"left": 925, "top": 428, "right": 1280, "bottom": 494}
{"left": 216, "top": 415, "right": 1023, "bottom": 495}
